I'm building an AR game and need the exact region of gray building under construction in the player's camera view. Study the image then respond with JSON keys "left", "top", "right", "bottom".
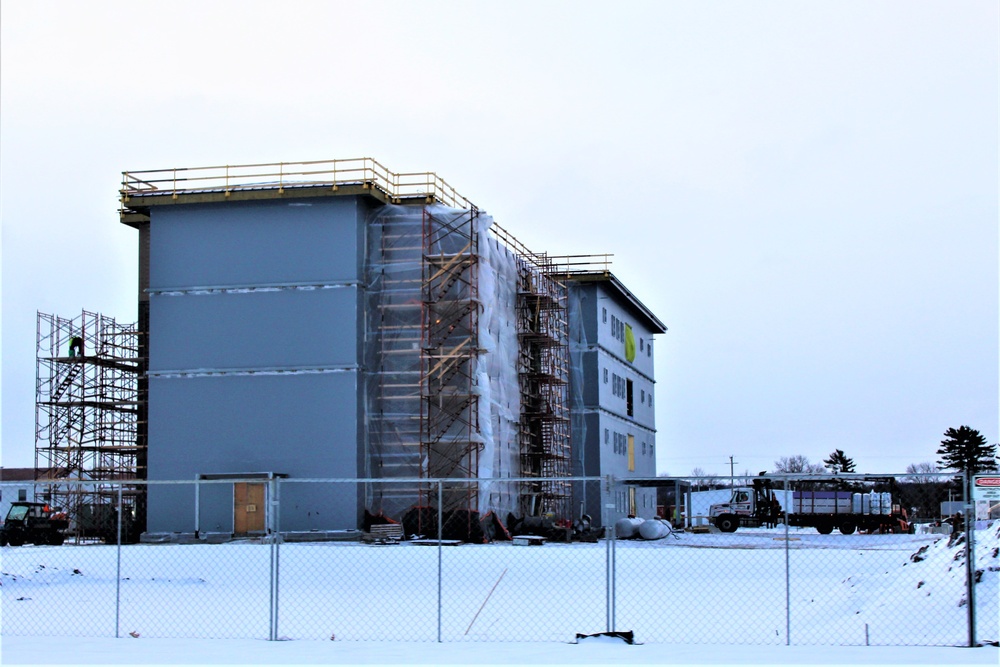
{"left": 38, "top": 159, "right": 665, "bottom": 539}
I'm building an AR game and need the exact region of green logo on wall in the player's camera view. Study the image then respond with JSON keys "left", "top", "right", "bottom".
{"left": 624, "top": 324, "right": 636, "bottom": 363}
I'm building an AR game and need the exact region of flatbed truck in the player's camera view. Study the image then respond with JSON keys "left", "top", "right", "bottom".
{"left": 709, "top": 476, "right": 911, "bottom": 535}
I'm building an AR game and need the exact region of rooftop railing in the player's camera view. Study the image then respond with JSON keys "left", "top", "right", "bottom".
{"left": 121, "top": 157, "right": 474, "bottom": 210}
{"left": 121, "top": 158, "right": 613, "bottom": 276}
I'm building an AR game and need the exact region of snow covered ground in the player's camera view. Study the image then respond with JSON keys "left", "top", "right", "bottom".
{"left": 2, "top": 522, "right": 997, "bottom": 665}
{"left": 2, "top": 634, "right": 998, "bottom": 665}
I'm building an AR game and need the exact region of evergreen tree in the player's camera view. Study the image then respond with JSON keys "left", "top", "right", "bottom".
{"left": 823, "top": 449, "right": 856, "bottom": 473}
{"left": 936, "top": 426, "right": 998, "bottom": 476}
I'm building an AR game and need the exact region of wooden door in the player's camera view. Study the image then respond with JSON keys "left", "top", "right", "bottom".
{"left": 234, "top": 482, "right": 266, "bottom": 534}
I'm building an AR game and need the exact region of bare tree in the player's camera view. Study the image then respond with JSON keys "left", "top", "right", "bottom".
{"left": 903, "top": 461, "right": 945, "bottom": 484}
{"left": 690, "top": 467, "right": 720, "bottom": 489}
{"left": 899, "top": 461, "right": 949, "bottom": 520}
{"left": 772, "top": 455, "right": 826, "bottom": 474}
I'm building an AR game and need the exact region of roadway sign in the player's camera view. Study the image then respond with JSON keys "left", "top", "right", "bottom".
{"left": 972, "top": 475, "right": 1000, "bottom": 520}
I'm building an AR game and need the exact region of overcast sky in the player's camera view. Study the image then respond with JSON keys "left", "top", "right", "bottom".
{"left": 2, "top": 1, "right": 997, "bottom": 477}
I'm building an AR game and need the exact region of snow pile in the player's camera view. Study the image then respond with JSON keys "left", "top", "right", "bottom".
{"left": 794, "top": 521, "right": 999, "bottom": 645}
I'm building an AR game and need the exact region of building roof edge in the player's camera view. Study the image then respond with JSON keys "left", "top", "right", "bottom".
{"left": 555, "top": 271, "right": 667, "bottom": 334}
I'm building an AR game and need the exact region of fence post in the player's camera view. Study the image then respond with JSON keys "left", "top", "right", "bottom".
{"left": 964, "top": 471, "right": 977, "bottom": 647}
{"left": 604, "top": 475, "right": 613, "bottom": 633}
{"left": 270, "top": 477, "right": 282, "bottom": 641}
{"left": 784, "top": 481, "right": 791, "bottom": 646}
{"left": 268, "top": 478, "right": 276, "bottom": 641}
{"left": 194, "top": 476, "right": 200, "bottom": 539}
{"left": 611, "top": 496, "right": 617, "bottom": 632}
{"left": 115, "top": 483, "right": 123, "bottom": 638}
{"left": 437, "top": 480, "right": 443, "bottom": 643}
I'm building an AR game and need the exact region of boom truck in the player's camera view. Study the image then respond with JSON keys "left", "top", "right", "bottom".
{"left": 709, "top": 476, "right": 911, "bottom": 535}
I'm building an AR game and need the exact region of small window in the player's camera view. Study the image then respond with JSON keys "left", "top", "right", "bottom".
{"left": 640, "top": 338, "right": 644, "bottom": 351}
{"left": 604, "top": 428, "right": 609, "bottom": 444}
{"left": 647, "top": 344, "right": 651, "bottom": 357}
{"left": 18, "top": 488, "right": 27, "bottom": 502}
{"left": 642, "top": 442, "right": 647, "bottom": 455}
{"left": 602, "top": 307, "right": 607, "bottom": 323}
{"left": 640, "top": 389, "right": 645, "bottom": 404}
{"left": 626, "top": 379, "right": 634, "bottom": 417}
{"left": 603, "top": 368, "right": 608, "bottom": 384}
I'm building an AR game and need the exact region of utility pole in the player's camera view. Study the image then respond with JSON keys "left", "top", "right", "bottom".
{"left": 729, "top": 456, "right": 738, "bottom": 489}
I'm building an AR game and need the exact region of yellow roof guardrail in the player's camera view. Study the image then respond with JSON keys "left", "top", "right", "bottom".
{"left": 121, "top": 157, "right": 474, "bottom": 210}
{"left": 121, "top": 157, "right": 612, "bottom": 276}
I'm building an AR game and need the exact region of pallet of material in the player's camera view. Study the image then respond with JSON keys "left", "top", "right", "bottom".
{"left": 363, "top": 523, "right": 404, "bottom": 544}
{"left": 512, "top": 535, "right": 545, "bottom": 546}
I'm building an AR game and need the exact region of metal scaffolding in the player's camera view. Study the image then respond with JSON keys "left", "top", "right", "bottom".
{"left": 365, "top": 206, "right": 426, "bottom": 518}
{"left": 515, "top": 259, "right": 571, "bottom": 518}
{"left": 420, "top": 207, "right": 482, "bottom": 521}
{"left": 365, "top": 205, "right": 574, "bottom": 535}
{"left": 35, "top": 310, "right": 144, "bottom": 541}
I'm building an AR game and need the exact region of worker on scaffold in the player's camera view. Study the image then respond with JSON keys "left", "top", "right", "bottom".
{"left": 68, "top": 335, "right": 84, "bottom": 357}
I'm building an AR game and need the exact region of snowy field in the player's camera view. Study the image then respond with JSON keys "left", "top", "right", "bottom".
{"left": 2, "top": 523, "right": 997, "bottom": 665}
{"left": 2, "top": 634, "right": 998, "bottom": 666}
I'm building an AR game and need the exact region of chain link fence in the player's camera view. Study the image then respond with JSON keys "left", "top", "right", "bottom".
{"left": 1, "top": 474, "right": 996, "bottom": 646}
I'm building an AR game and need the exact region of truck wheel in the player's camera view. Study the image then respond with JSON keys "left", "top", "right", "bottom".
{"left": 838, "top": 522, "right": 856, "bottom": 535}
{"left": 715, "top": 515, "right": 739, "bottom": 533}
{"left": 816, "top": 523, "right": 834, "bottom": 535}
{"left": 0, "top": 532, "right": 7, "bottom": 547}
{"left": 48, "top": 533, "right": 65, "bottom": 546}
{"left": 7, "top": 531, "right": 25, "bottom": 547}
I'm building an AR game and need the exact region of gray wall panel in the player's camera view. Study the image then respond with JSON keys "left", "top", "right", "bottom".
{"left": 147, "top": 372, "right": 358, "bottom": 532}
{"left": 149, "top": 288, "right": 357, "bottom": 371}
{"left": 149, "top": 198, "right": 361, "bottom": 289}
